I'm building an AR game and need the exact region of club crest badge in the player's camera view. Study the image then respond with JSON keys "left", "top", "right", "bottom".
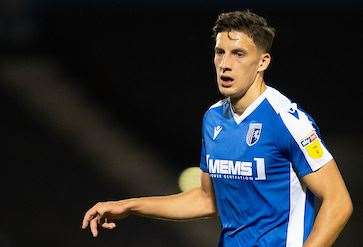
{"left": 246, "top": 123, "right": 262, "bottom": 146}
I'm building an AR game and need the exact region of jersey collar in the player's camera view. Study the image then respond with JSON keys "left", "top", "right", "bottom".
{"left": 229, "top": 86, "right": 271, "bottom": 125}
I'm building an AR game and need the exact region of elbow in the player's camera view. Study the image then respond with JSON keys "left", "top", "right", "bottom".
{"left": 204, "top": 199, "right": 217, "bottom": 217}
{"left": 324, "top": 193, "right": 353, "bottom": 224}
{"left": 337, "top": 194, "right": 353, "bottom": 224}
{"left": 204, "top": 197, "right": 217, "bottom": 218}
{"left": 344, "top": 197, "right": 353, "bottom": 221}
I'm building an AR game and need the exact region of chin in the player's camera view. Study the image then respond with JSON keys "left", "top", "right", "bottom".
{"left": 218, "top": 86, "right": 238, "bottom": 97}
{"left": 218, "top": 86, "right": 247, "bottom": 100}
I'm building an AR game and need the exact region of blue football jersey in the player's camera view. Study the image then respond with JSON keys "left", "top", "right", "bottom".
{"left": 200, "top": 86, "right": 333, "bottom": 247}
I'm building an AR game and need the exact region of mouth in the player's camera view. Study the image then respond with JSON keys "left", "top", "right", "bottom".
{"left": 220, "top": 75, "right": 234, "bottom": 87}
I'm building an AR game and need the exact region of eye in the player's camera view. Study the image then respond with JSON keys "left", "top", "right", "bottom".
{"left": 215, "top": 49, "right": 224, "bottom": 55}
{"left": 235, "top": 51, "right": 246, "bottom": 58}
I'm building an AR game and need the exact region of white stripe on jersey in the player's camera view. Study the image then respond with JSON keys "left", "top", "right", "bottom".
{"left": 286, "top": 164, "right": 306, "bottom": 247}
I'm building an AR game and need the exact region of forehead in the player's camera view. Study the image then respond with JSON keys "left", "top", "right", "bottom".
{"left": 215, "top": 31, "right": 257, "bottom": 51}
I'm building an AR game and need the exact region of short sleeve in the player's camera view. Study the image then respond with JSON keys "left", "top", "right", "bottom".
{"left": 199, "top": 114, "right": 208, "bottom": 173}
{"left": 279, "top": 106, "right": 333, "bottom": 178}
{"left": 200, "top": 137, "right": 208, "bottom": 172}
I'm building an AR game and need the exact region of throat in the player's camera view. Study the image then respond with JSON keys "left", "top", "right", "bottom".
{"left": 231, "top": 82, "right": 266, "bottom": 116}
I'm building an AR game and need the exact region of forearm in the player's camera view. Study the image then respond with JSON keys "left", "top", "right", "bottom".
{"left": 303, "top": 196, "right": 353, "bottom": 247}
{"left": 124, "top": 187, "right": 216, "bottom": 221}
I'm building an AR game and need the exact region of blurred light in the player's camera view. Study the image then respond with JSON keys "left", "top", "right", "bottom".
{"left": 178, "top": 166, "right": 201, "bottom": 192}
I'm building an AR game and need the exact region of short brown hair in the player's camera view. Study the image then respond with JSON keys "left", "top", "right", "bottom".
{"left": 213, "top": 10, "right": 275, "bottom": 52}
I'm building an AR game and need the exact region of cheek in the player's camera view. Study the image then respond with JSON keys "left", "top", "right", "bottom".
{"left": 235, "top": 60, "right": 258, "bottom": 76}
{"left": 214, "top": 57, "right": 220, "bottom": 68}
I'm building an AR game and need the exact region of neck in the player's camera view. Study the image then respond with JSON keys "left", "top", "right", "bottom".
{"left": 230, "top": 77, "right": 266, "bottom": 116}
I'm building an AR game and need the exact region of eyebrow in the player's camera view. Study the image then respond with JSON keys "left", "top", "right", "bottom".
{"left": 231, "top": 48, "right": 248, "bottom": 54}
{"left": 215, "top": 47, "right": 248, "bottom": 54}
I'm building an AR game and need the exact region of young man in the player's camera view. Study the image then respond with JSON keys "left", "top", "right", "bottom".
{"left": 82, "top": 10, "right": 352, "bottom": 246}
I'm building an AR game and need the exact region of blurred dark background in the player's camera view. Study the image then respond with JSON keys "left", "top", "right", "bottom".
{"left": 0, "top": 0, "right": 362, "bottom": 246}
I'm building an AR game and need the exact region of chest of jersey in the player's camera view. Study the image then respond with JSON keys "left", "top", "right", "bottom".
{"left": 204, "top": 114, "right": 288, "bottom": 183}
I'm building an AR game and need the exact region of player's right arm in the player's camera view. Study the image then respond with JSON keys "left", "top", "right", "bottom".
{"left": 81, "top": 172, "right": 216, "bottom": 237}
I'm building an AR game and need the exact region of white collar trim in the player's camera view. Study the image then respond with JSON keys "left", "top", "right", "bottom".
{"left": 229, "top": 86, "right": 271, "bottom": 125}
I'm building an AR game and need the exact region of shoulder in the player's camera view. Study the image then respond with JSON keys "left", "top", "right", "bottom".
{"left": 265, "top": 87, "right": 332, "bottom": 174}
{"left": 265, "top": 86, "right": 318, "bottom": 143}
{"left": 203, "top": 98, "right": 230, "bottom": 120}
{"left": 265, "top": 86, "right": 294, "bottom": 114}
{"left": 208, "top": 98, "right": 229, "bottom": 112}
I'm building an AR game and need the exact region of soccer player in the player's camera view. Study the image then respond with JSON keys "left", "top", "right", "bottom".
{"left": 82, "top": 10, "right": 352, "bottom": 246}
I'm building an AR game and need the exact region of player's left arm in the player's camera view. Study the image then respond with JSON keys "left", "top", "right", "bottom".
{"left": 302, "top": 159, "right": 353, "bottom": 247}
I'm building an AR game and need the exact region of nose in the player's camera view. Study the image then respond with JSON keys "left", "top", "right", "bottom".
{"left": 219, "top": 54, "right": 232, "bottom": 71}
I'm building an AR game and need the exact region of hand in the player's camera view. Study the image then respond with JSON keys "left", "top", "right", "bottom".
{"left": 82, "top": 200, "right": 131, "bottom": 237}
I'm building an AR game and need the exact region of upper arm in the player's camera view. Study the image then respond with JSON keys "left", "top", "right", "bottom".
{"left": 302, "top": 159, "right": 351, "bottom": 202}
{"left": 201, "top": 171, "right": 214, "bottom": 198}
{"left": 196, "top": 171, "right": 216, "bottom": 216}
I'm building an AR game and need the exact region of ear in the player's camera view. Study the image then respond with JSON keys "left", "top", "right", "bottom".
{"left": 257, "top": 53, "right": 271, "bottom": 72}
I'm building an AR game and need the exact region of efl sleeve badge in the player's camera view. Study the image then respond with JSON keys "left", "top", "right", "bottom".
{"left": 301, "top": 132, "right": 324, "bottom": 159}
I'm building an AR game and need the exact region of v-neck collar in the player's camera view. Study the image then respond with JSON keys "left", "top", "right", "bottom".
{"left": 229, "top": 86, "right": 270, "bottom": 125}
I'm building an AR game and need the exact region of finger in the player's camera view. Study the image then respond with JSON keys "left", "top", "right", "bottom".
{"left": 82, "top": 206, "right": 98, "bottom": 229}
{"left": 90, "top": 216, "right": 100, "bottom": 237}
{"left": 102, "top": 222, "right": 116, "bottom": 229}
